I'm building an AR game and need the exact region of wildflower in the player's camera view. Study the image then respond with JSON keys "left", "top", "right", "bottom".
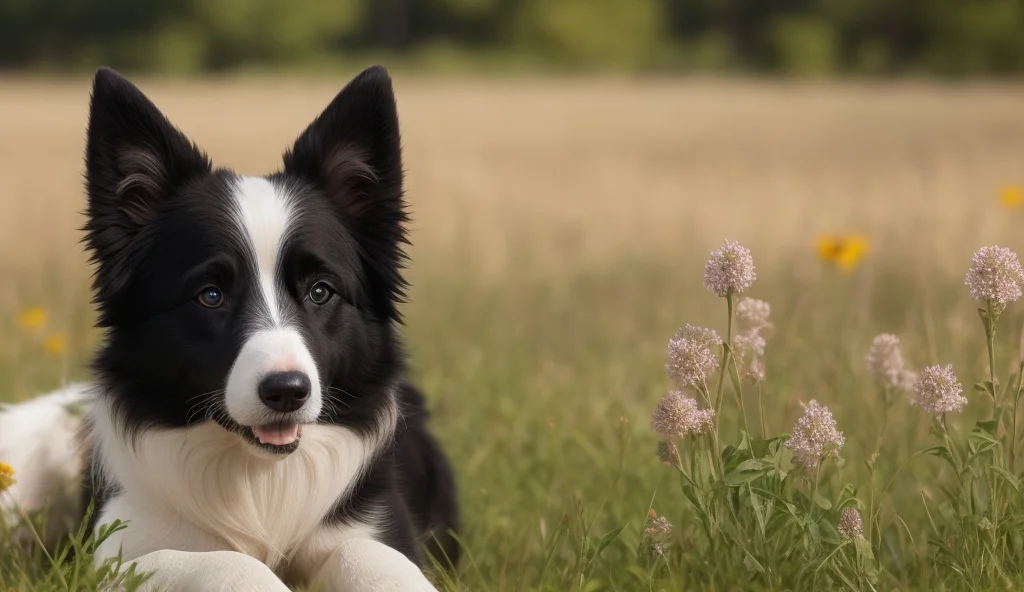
{"left": 0, "top": 462, "right": 14, "bottom": 493}
{"left": 785, "top": 400, "right": 845, "bottom": 470}
{"left": 666, "top": 324, "right": 721, "bottom": 388}
{"left": 657, "top": 440, "right": 681, "bottom": 468}
{"left": 642, "top": 510, "right": 673, "bottom": 557}
{"left": 17, "top": 307, "right": 47, "bottom": 332}
{"left": 733, "top": 330, "right": 767, "bottom": 381}
{"left": 43, "top": 334, "right": 67, "bottom": 355}
{"left": 815, "top": 235, "right": 868, "bottom": 270}
{"left": 1000, "top": 185, "right": 1023, "bottom": 209}
{"left": 965, "top": 245, "right": 1024, "bottom": 305}
{"left": 864, "top": 334, "right": 912, "bottom": 390}
{"left": 838, "top": 508, "right": 863, "bottom": 540}
{"left": 736, "top": 298, "right": 771, "bottom": 334}
{"left": 651, "top": 391, "right": 714, "bottom": 439}
{"left": 912, "top": 364, "right": 967, "bottom": 416}
{"left": 703, "top": 240, "right": 756, "bottom": 297}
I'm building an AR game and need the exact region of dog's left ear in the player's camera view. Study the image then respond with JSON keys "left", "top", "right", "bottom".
{"left": 283, "top": 65, "right": 407, "bottom": 320}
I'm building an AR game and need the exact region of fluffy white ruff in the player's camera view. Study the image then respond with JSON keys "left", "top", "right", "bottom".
{"left": 90, "top": 394, "right": 396, "bottom": 574}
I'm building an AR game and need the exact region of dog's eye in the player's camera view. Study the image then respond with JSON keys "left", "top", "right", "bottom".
{"left": 197, "top": 286, "right": 225, "bottom": 308}
{"left": 309, "top": 281, "right": 334, "bottom": 305}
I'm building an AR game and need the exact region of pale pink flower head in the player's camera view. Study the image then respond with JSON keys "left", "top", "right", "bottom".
{"left": 736, "top": 298, "right": 772, "bottom": 333}
{"left": 651, "top": 391, "right": 714, "bottom": 439}
{"left": 785, "top": 400, "right": 845, "bottom": 469}
{"left": 864, "top": 334, "right": 911, "bottom": 390}
{"left": 965, "top": 245, "right": 1024, "bottom": 305}
{"left": 642, "top": 510, "right": 674, "bottom": 557}
{"left": 838, "top": 508, "right": 863, "bottom": 540}
{"left": 704, "top": 240, "right": 756, "bottom": 297}
{"left": 666, "top": 324, "right": 721, "bottom": 388}
{"left": 733, "top": 330, "right": 767, "bottom": 381}
{"left": 912, "top": 364, "right": 967, "bottom": 416}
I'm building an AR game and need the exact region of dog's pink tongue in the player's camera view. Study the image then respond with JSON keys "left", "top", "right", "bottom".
{"left": 252, "top": 422, "right": 300, "bottom": 446}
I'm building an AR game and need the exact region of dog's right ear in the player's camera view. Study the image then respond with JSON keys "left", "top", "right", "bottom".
{"left": 84, "top": 68, "right": 210, "bottom": 318}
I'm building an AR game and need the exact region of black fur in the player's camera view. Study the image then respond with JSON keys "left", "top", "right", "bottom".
{"left": 81, "top": 67, "right": 458, "bottom": 569}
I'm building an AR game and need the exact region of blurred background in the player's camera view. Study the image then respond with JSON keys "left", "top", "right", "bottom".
{"left": 2, "top": 0, "right": 1024, "bottom": 76}
{"left": 2, "top": 1, "right": 1024, "bottom": 589}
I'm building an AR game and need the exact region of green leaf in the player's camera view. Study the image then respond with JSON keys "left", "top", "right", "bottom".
{"left": 594, "top": 524, "right": 628, "bottom": 557}
{"left": 975, "top": 419, "right": 999, "bottom": 438}
{"left": 725, "top": 469, "right": 766, "bottom": 486}
{"left": 813, "top": 492, "right": 832, "bottom": 510}
{"left": 922, "top": 445, "right": 956, "bottom": 467}
{"left": 974, "top": 381, "right": 996, "bottom": 397}
{"left": 992, "top": 466, "right": 1020, "bottom": 492}
{"left": 750, "top": 437, "right": 772, "bottom": 459}
{"left": 748, "top": 485, "right": 768, "bottom": 537}
{"left": 972, "top": 473, "right": 991, "bottom": 515}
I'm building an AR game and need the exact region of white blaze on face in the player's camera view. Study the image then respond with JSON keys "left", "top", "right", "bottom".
{"left": 225, "top": 176, "right": 322, "bottom": 429}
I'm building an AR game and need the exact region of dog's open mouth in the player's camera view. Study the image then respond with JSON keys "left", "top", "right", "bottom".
{"left": 212, "top": 416, "right": 306, "bottom": 455}
{"left": 251, "top": 421, "right": 303, "bottom": 446}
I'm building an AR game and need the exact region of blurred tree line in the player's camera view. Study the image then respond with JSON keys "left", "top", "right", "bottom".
{"left": 1, "top": 0, "right": 1023, "bottom": 76}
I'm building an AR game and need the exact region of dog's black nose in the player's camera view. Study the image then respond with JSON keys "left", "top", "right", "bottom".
{"left": 258, "top": 371, "right": 311, "bottom": 413}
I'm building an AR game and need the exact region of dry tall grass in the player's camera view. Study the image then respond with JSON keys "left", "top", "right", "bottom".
{"left": 2, "top": 77, "right": 1023, "bottom": 281}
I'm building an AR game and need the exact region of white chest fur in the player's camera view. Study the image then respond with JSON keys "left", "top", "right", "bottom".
{"left": 90, "top": 398, "right": 389, "bottom": 571}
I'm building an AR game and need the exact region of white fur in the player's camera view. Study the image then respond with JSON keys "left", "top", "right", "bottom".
{"left": 226, "top": 176, "right": 322, "bottom": 428}
{"left": 0, "top": 384, "right": 89, "bottom": 536}
{"left": 225, "top": 328, "right": 322, "bottom": 428}
{"left": 91, "top": 393, "right": 396, "bottom": 573}
{"left": 230, "top": 176, "right": 295, "bottom": 330}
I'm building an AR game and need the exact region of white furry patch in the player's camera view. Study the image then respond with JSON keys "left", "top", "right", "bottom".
{"left": 0, "top": 385, "right": 89, "bottom": 534}
{"left": 231, "top": 176, "right": 294, "bottom": 330}
{"left": 226, "top": 176, "right": 321, "bottom": 428}
{"left": 91, "top": 394, "right": 398, "bottom": 576}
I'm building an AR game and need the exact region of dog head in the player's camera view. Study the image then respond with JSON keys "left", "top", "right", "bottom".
{"left": 85, "top": 67, "right": 406, "bottom": 456}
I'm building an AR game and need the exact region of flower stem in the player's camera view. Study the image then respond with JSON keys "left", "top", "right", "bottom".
{"left": 1012, "top": 362, "right": 1024, "bottom": 473}
{"left": 810, "top": 460, "right": 822, "bottom": 519}
{"left": 710, "top": 292, "right": 735, "bottom": 481}
{"left": 713, "top": 292, "right": 734, "bottom": 417}
{"left": 985, "top": 300, "right": 999, "bottom": 417}
{"left": 757, "top": 382, "right": 766, "bottom": 439}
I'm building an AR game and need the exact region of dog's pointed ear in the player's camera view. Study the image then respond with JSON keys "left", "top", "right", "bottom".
{"left": 283, "top": 66, "right": 407, "bottom": 319}
{"left": 84, "top": 68, "right": 211, "bottom": 320}
{"left": 85, "top": 68, "right": 210, "bottom": 229}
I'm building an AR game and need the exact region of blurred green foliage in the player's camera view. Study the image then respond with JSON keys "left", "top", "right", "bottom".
{"left": 1, "top": 0, "right": 1023, "bottom": 75}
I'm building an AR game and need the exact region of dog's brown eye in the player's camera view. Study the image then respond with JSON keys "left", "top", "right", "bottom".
{"left": 309, "top": 281, "right": 334, "bottom": 305}
{"left": 197, "top": 286, "right": 224, "bottom": 308}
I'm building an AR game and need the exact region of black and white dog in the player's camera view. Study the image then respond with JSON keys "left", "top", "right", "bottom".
{"left": 0, "top": 66, "right": 458, "bottom": 591}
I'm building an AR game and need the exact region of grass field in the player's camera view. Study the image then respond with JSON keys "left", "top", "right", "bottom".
{"left": 3, "top": 75, "right": 1024, "bottom": 590}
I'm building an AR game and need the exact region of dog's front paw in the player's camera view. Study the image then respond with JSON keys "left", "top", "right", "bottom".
{"left": 315, "top": 538, "right": 437, "bottom": 592}
{"left": 131, "top": 549, "right": 290, "bottom": 592}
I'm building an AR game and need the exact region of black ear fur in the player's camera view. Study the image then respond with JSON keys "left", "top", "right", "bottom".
{"left": 283, "top": 66, "right": 408, "bottom": 321}
{"left": 83, "top": 68, "right": 211, "bottom": 322}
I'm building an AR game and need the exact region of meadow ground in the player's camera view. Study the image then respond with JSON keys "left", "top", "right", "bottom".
{"left": 2, "top": 75, "right": 1024, "bottom": 590}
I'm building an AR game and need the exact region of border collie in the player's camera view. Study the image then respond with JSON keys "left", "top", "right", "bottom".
{"left": 0, "top": 66, "right": 458, "bottom": 591}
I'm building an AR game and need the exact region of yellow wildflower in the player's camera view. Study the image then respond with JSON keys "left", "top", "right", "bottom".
{"left": 1001, "top": 185, "right": 1023, "bottom": 209}
{"left": 43, "top": 334, "right": 68, "bottom": 355}
{"left": 0, "top": 462, "right": 15, "bottom": 493}
{"left": 17, "top": 307, "right": 47, "bottom": 332}
{"left": 816, "top": 235, "right": 869, "bottom": 270}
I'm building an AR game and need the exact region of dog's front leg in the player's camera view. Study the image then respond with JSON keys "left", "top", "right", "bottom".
{"left": 311, "top": 539, "right": 437, "bottom": 592}
{"left": 127, "top": 549, "right": 291, "bottom": 592}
